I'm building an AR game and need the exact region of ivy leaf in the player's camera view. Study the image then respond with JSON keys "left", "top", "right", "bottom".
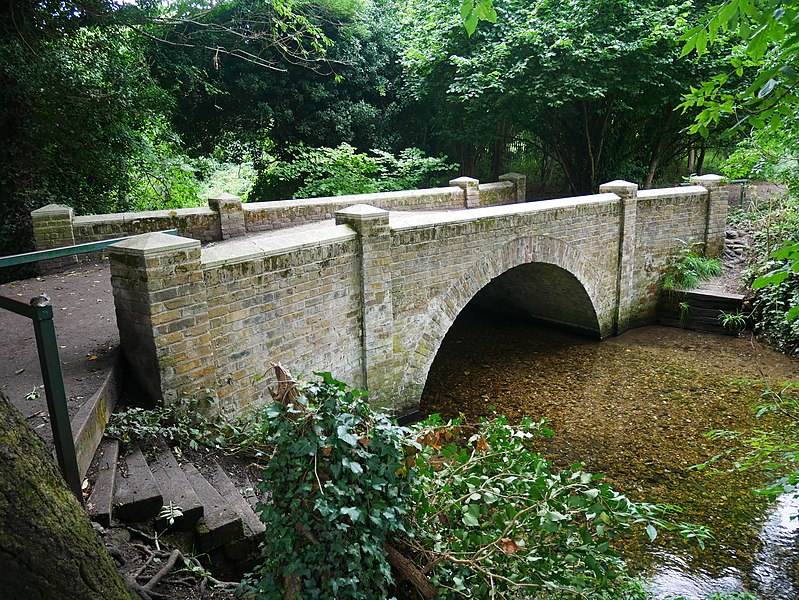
{"left": 340, "top": 506, "right": 361, "bottom": 522}
{"left": 337, "top": 425, "right": 359, "bottom": 446}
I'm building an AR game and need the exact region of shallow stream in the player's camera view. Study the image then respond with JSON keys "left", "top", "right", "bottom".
{"left": 419, "top": 307, "right": 799, "bottom": 599}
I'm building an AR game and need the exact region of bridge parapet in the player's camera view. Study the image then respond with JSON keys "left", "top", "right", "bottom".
{"left": 32, "top": 175, "right": 525, "bottom": 256}
{"left": 105, "top": 177, "right": 729, "bottom": 414}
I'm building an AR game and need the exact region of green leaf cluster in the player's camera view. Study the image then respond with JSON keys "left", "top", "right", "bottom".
{"left": 240, "top": 373, "right": 412, "bottom": 599}
{"left": 251, "top": 143, "right": 456, "bottom": 200}
{"left": 405, "top": 415, "right": 694, "bottom": 598}
{"left": 106, "top": 394, "right": 218, "bottom": 452}
{"left": 679, "top": 0, "right": 799, "bottom": 138}
{"left": 660, "top": 241, "right": 723, "bottom": 292}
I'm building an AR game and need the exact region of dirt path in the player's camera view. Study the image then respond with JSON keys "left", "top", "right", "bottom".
{"left": 0, "top": 261, "right": 117, "bottom": 449}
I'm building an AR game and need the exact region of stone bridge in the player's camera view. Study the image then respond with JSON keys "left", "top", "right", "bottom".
{"left": 94, "top": 175, "right": 728, "bottom": 416}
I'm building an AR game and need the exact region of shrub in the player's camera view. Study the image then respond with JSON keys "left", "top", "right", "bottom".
{"left": 661, "top": 242, "right": 723, "bottom": 292}
{"left": 239, "top": 374, "right": 709, "bottom": 599}
{"left": 251, "top": 143, "right": 457, "bottom": 200}
{"left": 403, "top": 415, "right": 687, "bottom": 599}
{"left": 240, "top": 373, "right": 411, "bottom": 600}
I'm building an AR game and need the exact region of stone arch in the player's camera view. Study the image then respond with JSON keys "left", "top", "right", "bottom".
{"left": 400, "top": 235, "right": 614, "bottom": 403}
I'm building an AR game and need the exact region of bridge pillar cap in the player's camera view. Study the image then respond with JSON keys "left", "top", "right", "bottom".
{"left": 449, "top": 176, "right": 479, "bottom": 186}
{"left": 208, "top": 192, "right": 241, "bottom": 204}
{"left": 109, "top": 231, "right": 199, "bottom": 256}
{"left": 691, "top": 174, "right": 725, "bottom": 183}
{"left": 335, "top": 204, "right": 389, "bottom": 220}
{"left": 31, "top": 204, "right": 74, "bottom": 216}
{"left": 599, "top": 180, "right": 638, "bottom": 189}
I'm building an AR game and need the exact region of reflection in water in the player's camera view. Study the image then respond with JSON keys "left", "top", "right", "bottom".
{"left": 420, "top": 306, "right": 799, "bottom": 598}
{"left": 649, "top": 494, "right": 799, "bottom": 599}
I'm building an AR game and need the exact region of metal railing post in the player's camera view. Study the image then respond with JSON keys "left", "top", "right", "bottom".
{"left": 30, "top": 297, "right": 83, "bottom": 502}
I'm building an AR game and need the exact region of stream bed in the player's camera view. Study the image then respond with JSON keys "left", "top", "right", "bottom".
{"left": 419, "top": 307, "right": 799, "bottom": 599}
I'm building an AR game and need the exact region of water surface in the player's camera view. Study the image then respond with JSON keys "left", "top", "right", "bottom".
{"left": 420, "top": 308, "right": 798, "bottom": 598}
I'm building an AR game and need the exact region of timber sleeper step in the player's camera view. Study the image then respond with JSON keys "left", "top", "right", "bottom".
{"left": 114, "top": 444, "right": 163, "bottom": 522}
{"left": 203, "top": 462, "right": 266, "bottom": 561}
{"left": 148, "top": 446, "right": 204, "bottom": 531}
{"left": 181, "top": 462, "right": 243, "bottom": 552}
{"left": 87, "top": 438, "right": 119, "bottom": 527}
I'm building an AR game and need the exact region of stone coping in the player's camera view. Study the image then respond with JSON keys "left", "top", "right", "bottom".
{"left": 244, "top": 186, "right": 461, "bottom": 212}
{"left": 389, "top": 193, "right": 619, "bottom": 230}
{"left": 638, "top": 185, "right": 706, "bottom": 199}
{"left": 74, "top": 207, "right": 214, "bottom": 225}
{"left": 202, "top": 223, "right": 356, "bottom": 268}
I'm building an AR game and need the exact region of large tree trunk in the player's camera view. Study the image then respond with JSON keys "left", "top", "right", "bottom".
{"left": 0, "top": 394, "right": 134, "bottom": 600}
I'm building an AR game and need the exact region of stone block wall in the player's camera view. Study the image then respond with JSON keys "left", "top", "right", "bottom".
{"left": 202, "top": 228, "right": 363, "bottom": 414}
{"left": 108, "top": 233, "right": 217, "bottom": 405}
{"left": 30, "top": 205, "right": 78, "bottom": 271}
{"left": 630, "top": 184, "right": 722, "bottom": 325}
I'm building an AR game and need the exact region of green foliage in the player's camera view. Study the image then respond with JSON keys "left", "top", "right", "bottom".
{"left": 106, "top": 394, "right": 218, "bottom": 452}
{"left": 404, "top": 415, "right": 708, "bottom": 598}
{"left": 680, "top": 0, "right": 799, "bottom": 139}
{"left": 718, "top": 309, "right": 748, "bottom": 332}
{"left": 734, "top": 192, "right": 799, "bottom": 354}
{"left": 398, "top": 0, "right": 724, "bottom": 191}
{"left": 252, "top": 144, "right": 456, "bottom": 200}
{"left": 661, "top": 243, "right": 723, "bottom": 292}
{"left": 241, "top": 373, "right": 411, "bottom": 599}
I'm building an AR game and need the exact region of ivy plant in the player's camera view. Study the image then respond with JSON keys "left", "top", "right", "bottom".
{"left": 240, "top": 373, "right": 412, "bottom": 600}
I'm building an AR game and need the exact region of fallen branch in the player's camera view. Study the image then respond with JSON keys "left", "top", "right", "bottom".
{"left": 384, "top": 542, "right": 437, "bottom": 599}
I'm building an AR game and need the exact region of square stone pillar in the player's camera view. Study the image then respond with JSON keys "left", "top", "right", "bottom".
{"left": 499, "top": 172, "right": 527, "bottom": 203}
{"left": 449, "top": 176, "right": 480, "bottom": 208}
{"left": 335, "top": 204, "right": 395, "bottom": 409}
{"left": 599, "top": 180, "right": 639, "bottom": 335}
{"left": 691, "top": 174, "right": 728, "bottom": 258}
{"left": 31, "top": 204, "right": 78, "bottom": 271}
{"left": 208, "top": 193, "right": 245, "bottom": 240}
{"left": 108, "top": 232, "right": 217, "bottom": 406}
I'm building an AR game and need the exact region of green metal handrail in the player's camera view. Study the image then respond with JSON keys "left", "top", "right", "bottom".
{"left": 680, "top": 178, "right": 749, "bottom": 206}
{"left": 0, "top": 228, "right": 178, "bottom": 501}
{"left": 0, "top": 229, "right": 177, "bottom": 269}
{"left": 0, "top": 294, "right": 83, "bottom": 502}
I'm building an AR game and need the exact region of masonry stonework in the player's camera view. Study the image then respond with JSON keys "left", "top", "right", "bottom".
{"left": 108, "top": 233, "right": 217, "bottom": 405}
{"left": 31, "top": 204, "right": 78, "bottom": 271}
{"left": 107, "top": 178, "right": 729, "bottom": 415}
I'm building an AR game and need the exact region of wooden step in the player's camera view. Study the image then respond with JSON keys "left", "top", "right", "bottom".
{"left": 203, "top": 463, "right": 266, "bottom": 561}
{"left": 87, "top": 438, "right": 119, "bottom": 527}
{"left": 114, "top": 445, "right": 162, "bottom": 522}
{"left": 206, "top": 463, "right": 266, "bottom": 538}
{"left": 181, "top": 462, "right": 243, "bottom": 552}
{"left": 148, "top": 447, "right": 203, "bottom": 531}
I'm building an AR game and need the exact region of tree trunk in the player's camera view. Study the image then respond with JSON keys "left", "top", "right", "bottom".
{"left": 696, "top": 145, "right": 707, "bottom": 175}
{"left": 644, "top": 149, "right": 662, "bottom": 189}
{"left": 0, "top": 394, "right": 134, "bottom": 600}
{"left": 491, "top": 120, "right": 508, "bottom": 180}
{"left": 688, "top": 146, "right": 696, "bottom": 174}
